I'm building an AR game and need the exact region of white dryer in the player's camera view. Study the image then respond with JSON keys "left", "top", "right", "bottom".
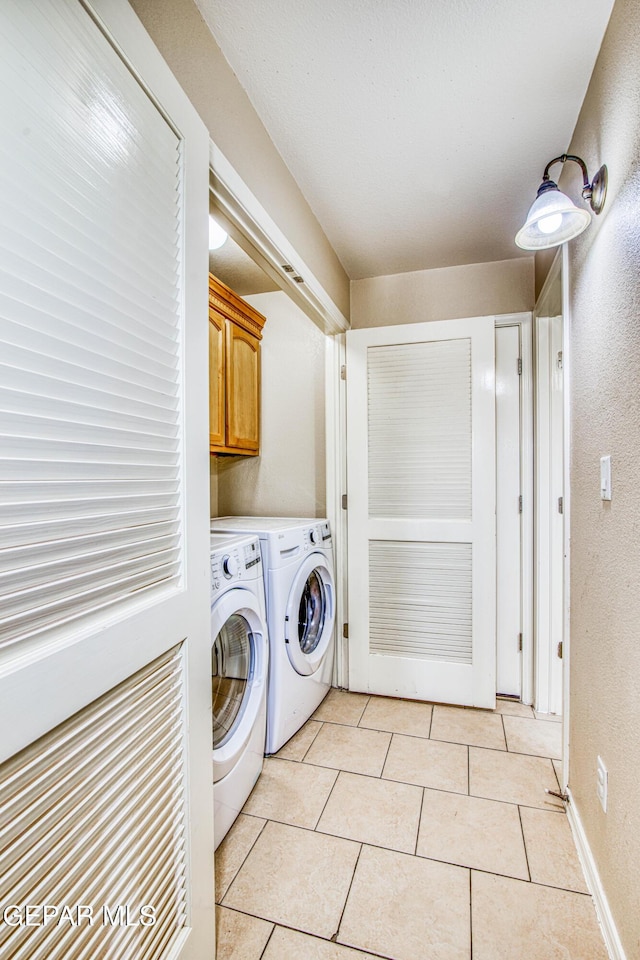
{"left": 210, "top": 532, "right": 269, "bottom": 848}
{"left": 210, "top": 518, "right": 336, "bottom": 754}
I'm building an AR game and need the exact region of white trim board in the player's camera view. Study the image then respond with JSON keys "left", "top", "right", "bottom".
{"left": 209, "top": 141, "right": 349, "bottom": 337}
{"left": 495, "top": 312, "right": 534, "bottom": 706}
{"left": 567, "top": 791, "right": 627, "bottom": 960}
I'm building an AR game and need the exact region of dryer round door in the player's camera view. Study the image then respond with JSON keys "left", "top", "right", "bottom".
{"left": 284, "top": 553, "right": 335, "bottom": 676}
{"left": 211, "top": 589, "right": 267, "bottom": 782}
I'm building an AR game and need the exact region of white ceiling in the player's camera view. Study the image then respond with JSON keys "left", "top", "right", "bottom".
{"left": 196, "top": 0, "right": 614, "bottom": 280}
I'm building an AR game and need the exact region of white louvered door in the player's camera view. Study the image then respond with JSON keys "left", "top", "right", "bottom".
{"left": 0, "top": 2, "right": 213, "bottom": 959}
{"left": 346, "top": 318, "right": 496, "bottom": 707}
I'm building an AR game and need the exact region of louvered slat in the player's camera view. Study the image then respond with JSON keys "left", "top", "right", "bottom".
{"left": 367, "top": 339, "right": 472, "bottom": 519}
{"left": 369, "top": 541, "right": 473, "bottom": 663}
{"left": 0, "top": 646, "right": 188, "bottom": 960}
{"left": 0, "top": 0, "right": 185, "bottom": 652}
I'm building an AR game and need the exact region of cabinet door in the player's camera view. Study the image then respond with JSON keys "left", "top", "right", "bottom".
{"left": 209, "top": 308, "right": 225, "bottom": 448}
{"left": 226, "top": 321, "right": 260, "bottom": 453}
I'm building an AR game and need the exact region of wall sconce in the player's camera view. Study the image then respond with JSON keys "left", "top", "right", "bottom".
{"left": 515, "top": 154, "right": 607, "bottom": 250}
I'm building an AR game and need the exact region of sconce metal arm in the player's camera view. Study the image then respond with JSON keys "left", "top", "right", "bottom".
{"left": 542, "top": 154, "right": 592, "bottom": 200}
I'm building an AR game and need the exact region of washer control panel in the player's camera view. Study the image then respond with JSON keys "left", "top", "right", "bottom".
{"left": 211, "top": 538, "right": 261, "bottom": 594}
{"left": 304, "top": 521, "right": 332, "bottom": 550}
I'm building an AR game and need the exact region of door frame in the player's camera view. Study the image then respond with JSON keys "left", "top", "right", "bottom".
{"left": 207, "top": 144, "right": 349, "bottom": 690}
{"left": 494, "top": 313, "right": 534, "bottom": 706}
{"left": 332, "top": 313, "right": 534, "bottom": 700}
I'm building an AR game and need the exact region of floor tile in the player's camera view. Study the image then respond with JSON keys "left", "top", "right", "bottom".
{"left": 416, "top": 788, "right": 529, "bottom": 879}
{"left": 494, "top": 699, "right": 535, "bottom": 718}
{"left": 431, "top": 704, "right": 506, "bottom": 750}
{"left": 359, "top": 695, "right": 432, "bottom": 738}
{"left": 263, "top": 926, "right": 379, "bottom": 959}
{"left": 215, "top": 905, "right": 273, "bottom": 960}
{"left": 503, "top": 715, "right": 562, "bottom": 759}
{"left": 338, "top": 844, "right": 470, "bottom": 960}
{"left": 275, "top": 718, "right": 323, "bottom": 760}
{"left": 241, "top": 757, "right": 338, "bottom": 828}
{"left": 223, "top": 821, "right": 360, "bottom": 939}
{"left": 471, "top": 872, "right": 608, "bottom": 960}
{"left": 215, "top": 813, "right": 266, "bottom": 903}
{"left": 520, "top": 807, "right": 589, "bottom": 893}
{"left": 304, "top": 722, "right": 391, "bottom": 776}
{"left": 317, "top": 771, "right": 423, "bottom": 854}
{"left": 553, "top": 758, "right": 563, "bottom": 786}
{"left": 469, "top": 747, "right": 562, "bottom": 810}
{"left": 313, "top": 688, "right": 370, "bottom": 726}
{"left": 383, "top": 734, "right": 468, "bottom": 794}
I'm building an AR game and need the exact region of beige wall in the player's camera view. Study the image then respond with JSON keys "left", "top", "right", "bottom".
{"left": 214, "top": 292, "right": 327, "bottom": 519}
{"left": 130, "top": 0, "right": 350, "bottom": 320}
{"left": 553, "top": 0, "right": 640, "bottom": 953}
{"left": 351, "top": 257, "right": 534, "bottom": 327}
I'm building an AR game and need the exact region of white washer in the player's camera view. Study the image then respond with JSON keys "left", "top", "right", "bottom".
{"left": 211, "top": 518, "right": 336, "bottom": 754}
{"left": 210, "top": 532, "right": 268, "bottom": 848}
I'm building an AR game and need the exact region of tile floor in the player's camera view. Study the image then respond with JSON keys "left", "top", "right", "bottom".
{"left": 214, "top": 691, "right": 608, "bottom": 960}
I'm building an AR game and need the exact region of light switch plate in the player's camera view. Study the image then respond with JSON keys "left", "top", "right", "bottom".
{"left": 600, "top": 456, "right": 612, "bottom": 501}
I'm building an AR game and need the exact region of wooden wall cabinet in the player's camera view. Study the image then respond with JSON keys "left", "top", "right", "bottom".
{"left": 209, "top": 274, "right": 266, "bottom": 456}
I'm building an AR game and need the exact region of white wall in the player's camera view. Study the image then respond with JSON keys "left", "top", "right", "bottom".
{"left": 215, "top": 291, "right": 327, "bottom": 519}
{"left": 351, "top": 257, "right": 534, "bottom": 327}
{"left": 550, "top": 0, "right": 640, "bottom": 952}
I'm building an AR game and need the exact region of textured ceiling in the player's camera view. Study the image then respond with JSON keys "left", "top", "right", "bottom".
{"left": 196, "top": 0, "right": 614, "bottom": 280}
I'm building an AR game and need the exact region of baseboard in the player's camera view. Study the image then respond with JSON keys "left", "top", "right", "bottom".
{"left": 566, "top": 789, "right": 627, "bottom": 960}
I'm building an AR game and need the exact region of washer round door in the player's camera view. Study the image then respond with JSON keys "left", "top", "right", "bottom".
{"left": 284, "top": 553, "right": 335, "bottom": 676}
{"left": 211, "top": 589, "right": 267, "bottom": 782}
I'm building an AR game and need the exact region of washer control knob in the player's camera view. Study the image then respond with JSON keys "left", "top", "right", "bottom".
{"left": 222, "top": 554, "right": 238, "bottom": 578}
{"left": 309, "top": 528, "right": 319, "bottom": 545}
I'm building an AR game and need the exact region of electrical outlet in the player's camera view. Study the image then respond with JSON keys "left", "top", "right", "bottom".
{"left": 596, "top": 756, "right": 608, "bottom": 812}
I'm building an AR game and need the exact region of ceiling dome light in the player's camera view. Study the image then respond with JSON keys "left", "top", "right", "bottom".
{"left": 515, "top": 154, "right": 607, "bottom": 251}
{"left": 209, "top": 216, "right": 228, "bottom": 250}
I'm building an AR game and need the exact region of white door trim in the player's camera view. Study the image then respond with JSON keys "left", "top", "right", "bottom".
{"left": 326, "top": 333, "right": 349, "bottom": 688}
{"left": 207, "top": 141, "right": 350, "bottom": 698}
{"left": 495, "top": 313, "right": 534, "bottom": 706}
{"left": 208, "top": 142, "right": 348, "bottom": 337}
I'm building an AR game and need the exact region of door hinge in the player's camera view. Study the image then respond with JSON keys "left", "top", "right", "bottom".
{"left": 557, "top": 641, "right": 563, "bottom": 659}
{"left": 341, "top": 494, "right": 348, "bottom": 510}
{"left": 343, "top": 623, "right": 349, "bottom": 639}
{"left": 340, "top": 364, "right": 346, "bottom": 381}
{"left": 557, "top": 351, "right": 563, "bottom": 370}
{"left": 517, "top": 357, "right": 522, "bottom": 376}
{"left": 518, "top": 633, "right": 523, "bottom": 652}
{"left": 518, "top": 495, "right": 523, "bottom": 513}
{"left": 558, "top": 496, "right": 564, "bottom": 515}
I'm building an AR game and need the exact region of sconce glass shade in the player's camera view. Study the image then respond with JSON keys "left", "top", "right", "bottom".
{"left": 515, "top": 182, "right": 591, "bottom": 250}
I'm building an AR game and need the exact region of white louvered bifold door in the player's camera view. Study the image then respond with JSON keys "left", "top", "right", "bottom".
{"left": 346, "top": 318, "right": 496, "bottom": 707}
{"left": 0, "top": 2, "right": 213, "bottom": 959}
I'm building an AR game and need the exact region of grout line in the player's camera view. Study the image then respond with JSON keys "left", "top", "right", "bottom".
{"left": 258, "top": 921, "right": 277, "bottom": 959}
{"left": 313, "top": 768, "right": 341, "bottom": 830}
{"left": 466, "top": 745, "right": 470, "bottom": 795}
{"left": 378, "top": 731, "right": 394, "bottom": 779}
{"left": 517, "top": 804, "right": 532, "bottom": 882}
{"left": 414, "top": 787, "right": 425, "bottom": 856}
{"left": 500, "top": 712, "right": 508, "bottom": 751}
{"left": 298, "top": 720, "right": 324, "bottom": 762}
{"left": 427, "top": 704, "right": 434, "bottom": 738}
{"left": 333, "top": 842, "right": 363, "bottom": 943}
